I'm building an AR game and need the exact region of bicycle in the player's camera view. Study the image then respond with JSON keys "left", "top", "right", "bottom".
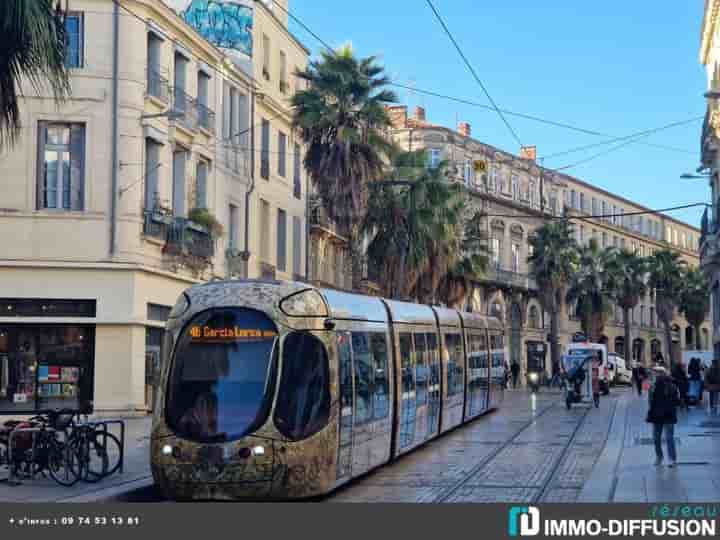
{"left": 0, "top": 409, "right": 82, "bottom": 487}
{"left": 68, "top": 421, "right": 122, "bottom": 483}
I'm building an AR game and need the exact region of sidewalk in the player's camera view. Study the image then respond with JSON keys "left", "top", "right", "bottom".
{"left": 579, "top": 388, "right": 720, "bottom": 502}
{"left": 0, "top": 415, "right": 153, "bottom": 502}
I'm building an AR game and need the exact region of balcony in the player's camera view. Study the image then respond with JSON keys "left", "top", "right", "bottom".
{"left": 309, "top": 199, "right": 346, "bottom": 241}
{"left": 219, "top": 144, "right": 250, "bottom": 176}
{"left": 197, "top": 102, "right": 215, "bottom": 134}
{"left": 143, "top": 210, "right": 173, "bottom": 240}
{"left": 483, "top": 266, "right": 537, "bottom": 291}
{"left": 164, "top": 217, "right": 214, "bottom": 259}
{"left": 146, "top": 69, "right": 170, "bottom": 104}
{"left": 171, "top": 87, "right": 198, "bottom": 131}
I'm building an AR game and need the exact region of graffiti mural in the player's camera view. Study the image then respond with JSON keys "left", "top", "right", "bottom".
{"left": 181, "top": 0, "right": 253, "bottom": 56}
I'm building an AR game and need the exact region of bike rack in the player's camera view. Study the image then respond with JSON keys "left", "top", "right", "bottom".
{"left": 0, "top": 426, "right": 56, "bottom": 486}
{"left": 78, "top": 419, "right": 125, "bottom": 475}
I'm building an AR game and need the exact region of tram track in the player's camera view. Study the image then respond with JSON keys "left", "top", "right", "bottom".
{"left": 431, "top": 401, "right": 558, "bottom": 503}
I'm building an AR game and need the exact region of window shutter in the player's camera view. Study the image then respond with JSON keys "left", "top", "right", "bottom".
{"left": 69, "top": 124, "right": 85, "bottom": 210}
{"left": 36, "top": 121, "right": 47, "bottom": 209}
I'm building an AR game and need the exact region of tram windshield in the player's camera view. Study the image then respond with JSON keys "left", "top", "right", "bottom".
{"left": 166, "top": 308, "right": 278, "bottom": 442}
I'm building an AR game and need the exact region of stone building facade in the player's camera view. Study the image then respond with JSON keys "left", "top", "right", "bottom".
{"left": 387, "top": 105, "right": 710, "bottom": 382}
{"left": 0, "top": 0, "right": 308, "bottom": 413}
{"left": 699, "top": 0, "right": 720, "bottom": 360}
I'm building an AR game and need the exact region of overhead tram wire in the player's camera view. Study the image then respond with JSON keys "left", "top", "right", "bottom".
{"left": 269, "top": 1, "right": 695, "bottom": 157}
{"left": 423, "top": 0, "right": 522, "bottom": 147}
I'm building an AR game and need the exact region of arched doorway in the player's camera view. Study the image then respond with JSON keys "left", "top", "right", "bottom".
{"left": 685, "top": 327, "right": 694, "bottom": 350}
{"left": 614, "top": 337, "right": 625, "bottom": 355}
{"left": 510, "top": 303, "right": 523, "bottom": 373}
{"left": 632, "top": 338, "right": 645, "bottom": 366}
{"left": 651, "top": 339, "right": 662, "bottom": 361}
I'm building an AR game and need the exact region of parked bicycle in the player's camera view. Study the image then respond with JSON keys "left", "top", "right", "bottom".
{"left": 0, "top": 409, "right": 81, "bottom": 486}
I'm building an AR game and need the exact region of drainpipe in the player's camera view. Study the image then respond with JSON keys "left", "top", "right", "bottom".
{"left": 109, "top": 1, "right": 120, "bottom": 256}
{"left": 242, "top": 89, "right": 256, "bottom": 278}
{"left": 305, "top": 170, "right": 310, "bottom": 282}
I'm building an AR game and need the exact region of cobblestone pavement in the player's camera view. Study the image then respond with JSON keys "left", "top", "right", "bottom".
{"left": 328, "top": 388, "right": 620, "bottom": 503}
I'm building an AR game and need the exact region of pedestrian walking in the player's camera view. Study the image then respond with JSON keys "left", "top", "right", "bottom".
{"left": 705, "top": 359, "right": 720, "bottom": 413}
{"left": 632, "top": 364, "right": 644, "bottom": 396}
{"left": 511, "top": 361, "right": 520, "bottom": 389}
{"left": 646, "top": 366, "right": 681, "bottom": 467}
{"left": 688, "top": 357, "right": 704, "bottom": 405}
{"left": 671, "top": 362, "right": 689, "bottom": 410}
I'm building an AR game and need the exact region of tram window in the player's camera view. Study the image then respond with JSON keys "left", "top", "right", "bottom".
{"left": 351, "top": 332, "right": 373, "bottom": 424}
{"left": 445, "top": 333, "right": 464, "bottom": 396}
{"left": 274, "top": 332, "right": 331, "bottom": 441}
{"left": 413, "top": 333, "right": 428, "bottom": 406}
{"left": 490, "top": 334, "right": 505, "bottom": 368}
{"left": 426, "top": 333, "right": 439, "bottom": 386}
{"left": 167, "top": 308, "right": 278, "bottom": 442}
{"left": 399, "top": 333, "right": 414, "bottom": 397}
{"left": 369, "top": 333, "right": 389, "bottom": 420}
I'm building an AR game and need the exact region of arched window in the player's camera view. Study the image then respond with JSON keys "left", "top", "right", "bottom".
{"left": 528, "top": 306, "right": 539, "bottom": 329}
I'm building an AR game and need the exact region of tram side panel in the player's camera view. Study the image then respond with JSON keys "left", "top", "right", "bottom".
{"left": 391, "top": 323, "right": 442, "bottom": 457}
{"left": 463, "top": 329, "right": 491, "bottom": 421}
{"left": 439, "top": 327, "right": 465, "bottom": 433}
{"left": 331, "top": 321, "right": 395, "bottom": 487}
{"left": 488, "top": 330, "right": 507, "bottom": 409}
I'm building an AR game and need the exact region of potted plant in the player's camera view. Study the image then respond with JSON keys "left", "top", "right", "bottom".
{"left": 188, "top": 208, "right": 224, "bottom": 238}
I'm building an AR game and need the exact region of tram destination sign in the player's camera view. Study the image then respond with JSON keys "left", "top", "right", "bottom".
{"left": 189, "top": 325, "right": 277, "bottom": 342}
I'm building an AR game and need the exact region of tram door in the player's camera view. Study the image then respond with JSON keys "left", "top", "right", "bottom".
{"left": 336, "top": 332, "right": 354, "bottom": 481}
{"left": 487, "top": 332, "right": 506, "bottom": 408}
{"left": 397, "top": 332, "right": 416, "bottom": 452}
{"left": 425, "top": 332, "right": 441, "bottom": 439}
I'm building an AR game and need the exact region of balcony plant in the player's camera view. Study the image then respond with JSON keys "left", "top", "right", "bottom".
{"left": 188, "top": 207, "right": 224, "bottom": 238}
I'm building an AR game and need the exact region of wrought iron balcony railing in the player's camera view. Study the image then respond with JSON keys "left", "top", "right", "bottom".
{"left": 147, "top": 69, "right": 170, "bottom": 104}
{"left": 483, "top": 265, "right": 538, "bottom": 291}
{"left": 165, "top": 217, "right": 214, "bottom": 259}
{"left": 172, "top": 87, "right": 198, "bottom": 131}
{"left": 143, "top": 210, "right": 172, "bottom": 240}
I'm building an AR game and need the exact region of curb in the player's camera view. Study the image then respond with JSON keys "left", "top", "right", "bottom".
{"left": 577, "top": 393, "right": 629, "bottom": 502}
{"left": 55, "top": 476, "right": 155, "bottom": 503}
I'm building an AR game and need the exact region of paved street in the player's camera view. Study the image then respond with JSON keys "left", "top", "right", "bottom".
{"left": 5, "top": 386, "right": 719, "bottom": 503}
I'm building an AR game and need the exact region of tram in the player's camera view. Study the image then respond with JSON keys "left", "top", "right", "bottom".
{"left": 150, "top": 280, "right": 506, "bottom": 500}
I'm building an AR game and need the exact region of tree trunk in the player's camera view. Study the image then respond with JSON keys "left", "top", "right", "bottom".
{"left": 663, "top": 320, "right": 674, "bottom": 369}
{"left": 624, "top": 307, "right": 632, "bottom": 365}
{"left": 550, "top": 308, "right": 560, "bottom": 375}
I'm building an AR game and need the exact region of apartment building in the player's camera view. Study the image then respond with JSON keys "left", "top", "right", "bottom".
{"left": 0, "top": 0, "right": 307, "bottom": 414}
{"left": 387, "top": 105, "right": 710, "bottom": 375}
{"left": 700, "top": 0, "right": 720, "bottom": 359}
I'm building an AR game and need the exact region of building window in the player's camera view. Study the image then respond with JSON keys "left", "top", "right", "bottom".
{"left": 37, "top": 122, "right": 85, "bottom": 211}
{"left": 602, "top": 232, "right": 607, "bottom": 248}
{"left": 511, "top": 175, "right": 519, "bottom": 200}
{"left": 570, "top": 190, "right": 577, "bottom": 209}
{"left": 528, "top": 306, "right": 539, "bottom": 329}
{"left": 146, "top": 33, "right": 166, "bottom": 101}
{"left": 489, "top": 166, "right": 498, "bottom": 191}
{"left": 279, "top": 51, "right": 288, "bottom": 92}
{"left": 228, "top": 204, "right": 239, "bottom": 251}
{"left": 428, "top": 148, "right": 441, "bottom": 169}
{"left": 511, "top": 242, "right": 520, "bottom": 272}
{"left": 591, "top": 197, "right": 598, "bottom": 216}
{"left": 260, "top": 199, "right": 270, "bottom": 262}
{"left": 172, "top": 149, "right": 187, "bottom": 216}
{"left": 197, "top": 71, "right": 212, "bottom": 131}
{"left": 293, "top": 143, "right": 302, "bottom": 199}
{"left": 579, "top": 225, "right": 585, "bottom": 244}
{"left": 262, "top": 34, "right": 270, "bottom": 79}
{"left": 292, "top": 216, "right": 302, "bottom": 276}
{"left": 491, "top": 237, "right": 501, "bottom": 267}
{"left": 277, "top": 209, "right": 287, "bottom": 272}
{"left": 601, "top": 201, "right": 607, "bottom": 220}
{"left": 464, "top": 159, "right": 472, "bottom": 186}
{"left": 144, "top": 138, "right": 161, "bottom": 211}
{"left": 261, "top": 119, "right": 270, "bottom": 179}
{"left": 278, "top": 131, "right": 287, "bottom": 177}
{"left": 194, "top": 160, "right": 208, "bottom": 209}
{"left": 65, "top": 13, "right": 84, "bottom": 68}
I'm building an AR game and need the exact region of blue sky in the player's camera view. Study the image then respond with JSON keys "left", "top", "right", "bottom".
{"left": 290, "top": 1, "right": 709, "bottom": 227}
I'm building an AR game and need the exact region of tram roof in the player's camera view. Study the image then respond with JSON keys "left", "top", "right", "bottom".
{"left": 458, "top": 311, "right": 490, "bottom": 331}
{"left": 431, "top": 306, "right": 462, "bottom": 328}
{"left": 319, "top": 288, "right": 388, "bottom": 323}
{"left": 382, "top": 298, "right": 436, "bottom": 326}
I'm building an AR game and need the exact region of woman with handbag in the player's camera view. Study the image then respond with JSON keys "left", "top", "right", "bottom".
{"left": 647, "top": 366, "right": 681, "bottom": 467}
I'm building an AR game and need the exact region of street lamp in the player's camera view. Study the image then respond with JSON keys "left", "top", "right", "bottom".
{"left": 680, "top": 173, "right": 712, "bottom": 180}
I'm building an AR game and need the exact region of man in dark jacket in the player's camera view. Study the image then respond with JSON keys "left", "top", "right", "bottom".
{"left": 511, "top": 362, "right": 520, "bottom": 389}
{"left": 632, "top": 364, "right": 644, "bottom": 396}
{"left": 705, "top": 359, "right": 720, "bottom": 412}
{"left": 647, "top": 366, "right": 681, "bottom": 467}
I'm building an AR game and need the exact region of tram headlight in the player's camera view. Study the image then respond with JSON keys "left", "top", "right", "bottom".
{"left": 529, "top": 373, "right": 538, "bottom": 382}
{"left": 252, "top": 445, "right": 265, "bottom": 456}
{"left": 162, "top": 444, "right": 173, "bottom": 456}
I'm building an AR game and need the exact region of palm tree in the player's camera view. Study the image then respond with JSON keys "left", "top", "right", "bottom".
{"left": 609, "top": 249, "right": 648, "bottom": 365}
{"left": 0, "top": 1, "right": 70, "bottom": 149}
{"left": 679, "top": 266, "right": 710, "bottom": 350}
{"left": 292, "top": 45, "right": 397, "bottom": 289}
{"left": 364, "top": 150, "right": 470, "bottom": 302}
{"left": 566, "top": 239, "right": 617, "bottom": 342}
{"left": 647, "top": 250, "right": 686, "bottom": 367}
{"left": 527, "top": 220, "right": 578, "bottom": 373}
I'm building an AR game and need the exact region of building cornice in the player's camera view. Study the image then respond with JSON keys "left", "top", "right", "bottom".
{"left": 701, "top": 0, "right": 720, "bottom": 65}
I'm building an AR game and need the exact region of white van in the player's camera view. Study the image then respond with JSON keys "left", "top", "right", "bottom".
{"left": 565, "top": 341, "right": 610, "bottom": 394}
{"left": 608, "top": 353, "right": 632, "bottom": 385}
